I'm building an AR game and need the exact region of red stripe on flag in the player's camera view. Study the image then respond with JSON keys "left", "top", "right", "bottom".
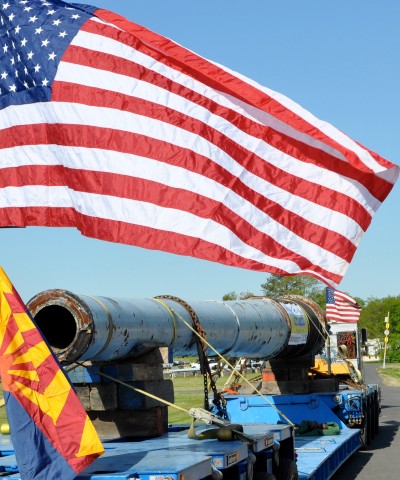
{"left": 0, "top": 205, "right": 342, "bottom": 283}
{"left": 89, "top": 10, "right": 395, "bottom": 174}
{"left": 51, "top": 79, "right": 377, "bottom": 231}
{"left": 0, "top": 162, "right": 358, "bottom": 264}
{"left": 62, "top": 29, "right": 395, "bottom": 202}
{"left": 1, "top": 119, "right": 364, "bottom": 259}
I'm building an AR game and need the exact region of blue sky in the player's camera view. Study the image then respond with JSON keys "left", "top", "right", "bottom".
{"left": 2, "top": 0, "right": 399, "bottom": 303}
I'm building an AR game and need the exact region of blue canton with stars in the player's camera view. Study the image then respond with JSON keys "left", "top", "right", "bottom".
{"left": 0, "top": 0, "right": 96, "bottom": 109}
{"left": 326, "top": 287, "right": 335, "bottom": 304}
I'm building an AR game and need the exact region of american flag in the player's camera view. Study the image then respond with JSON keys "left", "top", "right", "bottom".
{"left": 326, "top": 287, "right": 361, "bottom": 323}
{"left": 0, "top": 0, "right": 399, "bottom": 287}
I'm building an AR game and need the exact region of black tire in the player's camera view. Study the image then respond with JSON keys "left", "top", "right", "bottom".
{"left": 373, "top": 394, "right": 380, "bottom": 435}
{"left": 360, "top": 403, "right": 370, "bottom": 450}
{"left": 366, "top": 404, "right": 372, "bottom": 445}
{"left": 370, "top": 398, "right": 377, "bottom": 439}
{"left": 275, "top": 458, "right": 298, "bottom": 480}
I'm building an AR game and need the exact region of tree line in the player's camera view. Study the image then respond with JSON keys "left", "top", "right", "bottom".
{"left": 223, "top": 274, "right": 400, "bottom": 362}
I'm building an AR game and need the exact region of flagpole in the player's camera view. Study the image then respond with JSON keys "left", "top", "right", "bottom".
{"left": 382, "top": 311, "right": 390, "bottom": 369}
{"left": 326, "top": 334, "right": 332, "bottom": 376}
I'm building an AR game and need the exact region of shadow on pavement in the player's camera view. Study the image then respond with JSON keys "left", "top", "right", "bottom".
{"left": 331, "top": 451, "right": 372, "bottom": 479}
{"left": 331, "top": 363, "right": 400, "bottom": 479}
{"left": 331, "top": 421, "right": 399, "bottom": 478}
{"left": 368, "top": 420, "right": 400, "bottom": 450}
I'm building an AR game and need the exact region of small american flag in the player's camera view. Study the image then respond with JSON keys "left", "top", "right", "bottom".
{"left": 326, "top": 287, "right": 361, "bottom": 323}
{"left": 0, "top": 0, "right": 399, "bottom": 287}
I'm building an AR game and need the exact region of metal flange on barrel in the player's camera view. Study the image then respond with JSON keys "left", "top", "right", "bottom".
{"left": 27, "top": 290, "right": 327, "bottom": 365}
{"left": 274, "top": 295, "right": 327, "bottom": 359}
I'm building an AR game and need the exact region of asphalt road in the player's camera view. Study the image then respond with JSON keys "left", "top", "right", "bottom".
{"left": 331, "top": 363, "right": 400, "bottom": 479}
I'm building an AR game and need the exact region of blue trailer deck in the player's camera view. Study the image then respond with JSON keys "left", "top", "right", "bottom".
{"left": 0, "top": 416, "right": 361, "bottom": 480}
{"left": 0, "top": 425, "right": 279, "bottom": 480}
{"left": 223, "top": 392, "right": 366, "bottom": 479}
{"left": 0, "top": 440, "right": 236, "bottom": 479}
{"left": 0, "top": 387, "right": 376, "bottom": 480}
{"left": 0, "top": 449, "right": 213, "bottom": 480}
{"left": 295, "top": 429, "right": 360, "bottom": 480}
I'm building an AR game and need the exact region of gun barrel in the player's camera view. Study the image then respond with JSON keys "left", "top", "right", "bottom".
{"left": 27, "top": 290, "right": 326, "bottom": 364}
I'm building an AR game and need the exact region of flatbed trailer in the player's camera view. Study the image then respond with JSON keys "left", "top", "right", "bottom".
{"left": 0, "top": 422, "right": 369, "bottom": 480}
{"left": 0, "top": 291, "right": 381, "bottom": 479}
{"left": 0, "top": 385, "right": 379, "bottom": 480}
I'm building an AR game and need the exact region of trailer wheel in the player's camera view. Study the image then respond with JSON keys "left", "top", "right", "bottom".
{"left": 360, "top": 403, "right": 370, "bottom": 450}
{"left": 366, "top": 403, "right": 372, "bottom": 444}
{"left": 275, "top": 459, "right": 298, "bottom": 480}
{"left": 370, "top": 398, "right": 377, "bottom": 439}
{"left": 373, "top": 393, "right": 380, "bottom": 435}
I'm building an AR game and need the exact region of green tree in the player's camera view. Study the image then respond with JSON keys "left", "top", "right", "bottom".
{"left": 359, "top": 295, "right": 400, "bottom": 339}
{"left": 223, "top": 274, "right": 326, "bottom": 306}
{"left": 222, "top": 291, "right": 238, "bottom": 301}
{"left": 260, "top": 274, "right": 326, "bottom": 307}
{"left": 222, "top": 290, "right": 255, "bottom": 301}
{"left": 385, "top": 333, "right": 400, "bottom": 363}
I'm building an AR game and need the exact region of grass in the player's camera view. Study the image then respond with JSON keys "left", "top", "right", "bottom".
{"left": 165, "top": 358, "right": 211, "bottom": 423}
{"left": 168, "top": 389, "right": 204, "bottom": 424}
{"left": 168, "top": 374, "right": 218, "bottom": 424}
{"left": 377, "top": 364, "right": 400, "bottom": 387}
{"left": 167, "top": 371, "right": 261, "bottom": 424}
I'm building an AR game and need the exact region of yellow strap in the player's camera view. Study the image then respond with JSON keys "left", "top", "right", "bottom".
{"left": 188, "top": 419, "right": 219, "bottom": 440}
{"left": 151, "top": 297, "right": 177, "bottom": 342}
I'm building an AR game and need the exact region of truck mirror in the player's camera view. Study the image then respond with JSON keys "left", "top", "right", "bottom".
{"left": 361, "top": 328, "right": 368, "bottom": 344}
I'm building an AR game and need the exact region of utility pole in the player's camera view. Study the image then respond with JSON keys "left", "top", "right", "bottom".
{"left": 383, "top": 311, "right": 390, "bottom": 369}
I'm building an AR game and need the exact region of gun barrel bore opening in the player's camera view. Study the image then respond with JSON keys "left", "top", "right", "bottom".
{"left": 35, "top": 305, "right": 77, "bottom": 350}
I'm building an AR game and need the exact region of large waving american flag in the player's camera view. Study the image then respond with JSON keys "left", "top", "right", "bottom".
{"left": 0, "top": 266, "right": 104, "bottom": 479}
{"left": 0, "top": 0, "right": 398, "bottom": 287}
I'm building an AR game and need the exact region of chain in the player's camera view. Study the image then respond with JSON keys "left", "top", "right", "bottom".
{"left": 154, "top": 295, "right": 225, "bottom": 414}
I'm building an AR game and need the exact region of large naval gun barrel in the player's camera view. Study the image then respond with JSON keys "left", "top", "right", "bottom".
{"left": 27, "top": 290, "right": 327, "bottom": 365}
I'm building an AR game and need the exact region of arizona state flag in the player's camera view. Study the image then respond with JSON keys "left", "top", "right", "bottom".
{"left": 0, "top": 267, "right": 104, "bottom": 479}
